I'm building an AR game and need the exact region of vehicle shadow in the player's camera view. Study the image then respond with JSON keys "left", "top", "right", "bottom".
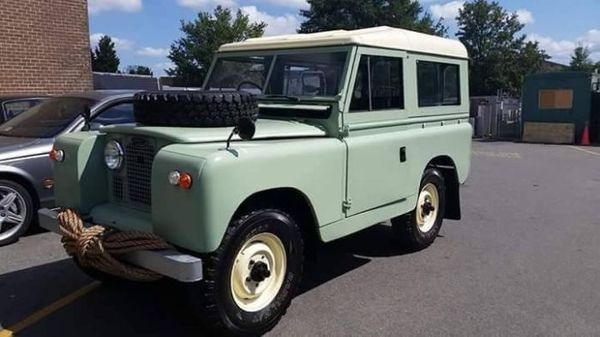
{"left": 0, "top": 224, "right": 413, "bottom": 337}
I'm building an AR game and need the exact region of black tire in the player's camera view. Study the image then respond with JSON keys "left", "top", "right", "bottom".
{"left": 133, "top": 91, "right": 259, "bottom": 128}
{"left": 0, "top": 180, "right": 34, "bottom": 247}
{"left": 186, "top": 209, "right": 304, "bottom": 336}
{"left": 392, "top": 168, "right": 446, "bottom": 251}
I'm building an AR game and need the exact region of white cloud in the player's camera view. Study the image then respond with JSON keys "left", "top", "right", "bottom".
{"left": 241, "top": 6, "right": 300, "bottom": 36}
{"left": 153, "top": 62, "right": 176, "bottom": 76}
{"left": 177, "top": 0, "right": 237, "bottom": 10}
{"left": 516, "top": 9, "right": 534, "bottom": 25}
{"left": 137, "top": 47, "right": 170, "bottom": 57}
{"left": 430, "top": 1, "right": 464, "bottom": 26}
{"left": 90, "top": 33, "right": 134, "bottom": 52}
{"left": 88, "top": 0, "right": 142, "bottom": 14}
{"left": 527, "top": 29, "right": 600, "bottom": 64}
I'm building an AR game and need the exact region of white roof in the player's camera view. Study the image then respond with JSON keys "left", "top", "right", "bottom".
{"left": 219, "top": 26, "right": 468, "bottom": 59}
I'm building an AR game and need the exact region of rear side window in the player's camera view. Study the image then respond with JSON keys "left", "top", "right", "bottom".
{"left": 417, "top": 61, "right": 460, "bottom": 107}
{"left": 350, "top": 55, "right": 404, "bottom": 112}
{"left": 3, "top": 99, "right": 44, "bottom": 120}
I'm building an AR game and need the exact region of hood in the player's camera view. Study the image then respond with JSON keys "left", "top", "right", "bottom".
{"left": 0, "top": 136, "right": 53, "bottom": 162}
{"left": 101, "top": 119, "right": 327, "bottom": 144}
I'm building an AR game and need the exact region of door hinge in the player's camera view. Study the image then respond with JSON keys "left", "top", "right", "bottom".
{"left": 340, "top": 125, "right": 350, "bottom": 137}
{"left": 342, "top": 199, "right": 352, "bottom": 211}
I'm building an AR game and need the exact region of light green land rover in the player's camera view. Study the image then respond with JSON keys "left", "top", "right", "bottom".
{"left": 40, "top": 26, "right": 471, "bottom": 335}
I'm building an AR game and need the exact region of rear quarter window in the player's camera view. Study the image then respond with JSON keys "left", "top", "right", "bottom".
{"left": 417, "top": 61, "right": 460, "bottom": 107}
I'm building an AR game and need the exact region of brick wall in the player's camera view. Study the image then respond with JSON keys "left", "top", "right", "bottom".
{"left": 0, "top": 0, "right": 93, "bottom": 95}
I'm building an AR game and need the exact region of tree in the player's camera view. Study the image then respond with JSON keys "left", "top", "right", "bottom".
{"left": 569, "top": 46, "right": 595, "bottom": 72}
{"left": 126, "top": 65, "right": 153, "bottom": 76}
{"left": 298, "top": 0, "right": 448, "bottom": 36}
{"left": 92, "top": 35, "right": 120, "bottom": 73}
{"left": 299, "top": 0, "right": 447, "bottom": 36}
{"left": 456, "top": 0, "right": 548, "bottom": 96}
{"left": 167, "top": 6, "right": 266, "bottom": 86}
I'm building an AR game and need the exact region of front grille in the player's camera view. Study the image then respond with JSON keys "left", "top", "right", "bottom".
{"left": 124, "top": 137, "right": 155, "bottom": 206}
{"left": 110, "top": 136, "right": 156, "bottom": 209}
{"left": 113, "top": 175, "right": 124, "bottom": 201}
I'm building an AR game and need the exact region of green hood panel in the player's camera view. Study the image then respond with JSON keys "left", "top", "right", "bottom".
{"left": 100, "top": 119, "right": 327, "bottom": 143}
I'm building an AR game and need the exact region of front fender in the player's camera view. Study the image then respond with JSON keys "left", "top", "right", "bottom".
{"left": 152, "top": 138, "right": 346, "bottom": 253}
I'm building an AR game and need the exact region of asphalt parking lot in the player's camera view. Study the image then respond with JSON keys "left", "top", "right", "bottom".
{"left": 1, "top": 141, "right": 599, "bottom": 337}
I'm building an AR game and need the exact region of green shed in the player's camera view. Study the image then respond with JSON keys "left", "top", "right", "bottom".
{"left": 522, "top": 72, "right": 600, "bottom": 144}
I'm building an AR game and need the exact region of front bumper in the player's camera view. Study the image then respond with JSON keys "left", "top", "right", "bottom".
{"left": 38, "top": 208, "right": 204, "bottom": 283}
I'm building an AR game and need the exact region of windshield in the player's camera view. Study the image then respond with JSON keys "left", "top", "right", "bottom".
{"left": 205, "top": 51, "right": 349, "bottom": 99}
{"left": 0, "top": 97, "right": 96, "bottom": 138}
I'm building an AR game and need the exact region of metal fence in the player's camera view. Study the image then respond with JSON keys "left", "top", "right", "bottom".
{"left": 470, "top": 95, "right": 521, "bottom": 140}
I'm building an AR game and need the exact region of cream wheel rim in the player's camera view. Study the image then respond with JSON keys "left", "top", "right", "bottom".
{"left": 416, "top": 183, "right": 439, "bottom": 233}
{"left": 230, "top": 232, "right": 287, "bottom": 312}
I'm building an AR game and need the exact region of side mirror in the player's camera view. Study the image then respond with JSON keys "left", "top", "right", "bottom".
{"left": 237, "top": 117, "right": 256, "bottom": 141}
{"left": 81, "top": 105, "right": 92, "bottom": 130}
{"left": 226, "top": 117, "right": 256, "bottom": 149}
{"left": 88, "top": 122, "right": 104, "bottom": 131}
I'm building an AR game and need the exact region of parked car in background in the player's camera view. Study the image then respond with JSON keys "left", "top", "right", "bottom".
{"left": 0, "top": 90, "right": 140, "bottom": 246}
{"left": 0, "top": 96, "right": 48, "bottom": 123}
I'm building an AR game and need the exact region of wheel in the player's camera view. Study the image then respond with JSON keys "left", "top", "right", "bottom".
{"left": 392, "top": 168, "right": 446, "bottom": 251}
{"left": 133, "top": 91, "right": 258, "bottom": 128}
{"left": 0, "top": 180, "right": 34, "bottom": 247}
{"left": 187, "top": 209, "right": 304, "bottom": 336}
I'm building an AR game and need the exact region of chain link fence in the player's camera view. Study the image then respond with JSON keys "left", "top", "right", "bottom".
{"left": 470, "top": 94, "right": 521, "bottom": 140}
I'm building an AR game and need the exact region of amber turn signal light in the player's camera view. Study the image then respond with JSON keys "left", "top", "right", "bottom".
{"left": 49, "top": 148, "right": 64, "bottom": 162}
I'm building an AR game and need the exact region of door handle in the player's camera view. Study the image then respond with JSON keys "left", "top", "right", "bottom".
{"left": 400, "top": 147, "right": 407, "bottom": 162}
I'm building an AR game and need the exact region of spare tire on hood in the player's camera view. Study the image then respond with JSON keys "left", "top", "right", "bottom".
{"left": 133, "top": 91, "right": 259, "bottom": 128}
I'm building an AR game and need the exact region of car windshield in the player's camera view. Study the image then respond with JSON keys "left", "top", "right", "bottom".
{"left": 0, "top": 97, "right": 96, "bottom": 138}
{"left": 205, "top": 51, "right": 349, "bottom": 99}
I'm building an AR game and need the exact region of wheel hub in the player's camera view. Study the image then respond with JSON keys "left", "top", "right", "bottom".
{"left": 416, "top": 183, "right": 439, "bottom": 233}
{"left": 248, "top": 261, "right": 271, "bottom": 283}
{"left": 0, "top": 187, "right": 26, "bottom": 241}
{"left": 230, "top": 232, "right": 287, "bottom": 312}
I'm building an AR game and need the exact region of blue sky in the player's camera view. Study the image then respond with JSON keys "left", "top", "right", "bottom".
{"left": 89, "top": 0, "right": 600, "bottom": 76}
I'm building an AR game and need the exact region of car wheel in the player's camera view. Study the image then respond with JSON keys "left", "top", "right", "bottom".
{"left": 392, "top": 168, "right": 446, "bottom": 251}
{"left": 187, "top": 209, "right": 304, "bottom": 336}
{"left": 0, "top": 180, "right": 34, "bottom": 247}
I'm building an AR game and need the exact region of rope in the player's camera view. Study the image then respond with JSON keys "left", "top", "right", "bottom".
{"left": 57, "top": 209, "right": 172, "bottom": 282}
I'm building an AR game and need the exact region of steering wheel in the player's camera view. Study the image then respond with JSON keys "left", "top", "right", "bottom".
{"left": 237, "top": 81, "right": 262, "bottom": 94}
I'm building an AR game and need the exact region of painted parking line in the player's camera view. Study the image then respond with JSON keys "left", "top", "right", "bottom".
{"left": 472, "top": 150, "right": 522, "bottom": 159}
{"left": 568, "top": 146, "right": 600, "bottom": 157}
{"left": 1, "top": 281, "right": 101, "bottom": 336}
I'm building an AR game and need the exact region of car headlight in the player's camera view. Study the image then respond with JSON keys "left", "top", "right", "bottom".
{"left": 104, "top": 140, "right": 124, "bottom": 170}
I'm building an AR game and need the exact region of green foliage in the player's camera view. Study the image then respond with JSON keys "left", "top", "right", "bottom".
{"left": 569, "top": 46, "right": 595, "bottom": 72}
{"left": 456, "top": 0, "right": 548, "bottom": 96}
{"left": 167, "top": 6, "right": 266, "bottom": 87}
{"left": 92, "top": 35, "right": 120, "bottom": 73}
{"left": 299, "top": 0, "right": 447, "bottom": 37}
{"left": 126, "top": 65, "right": 153, "bottom": 76}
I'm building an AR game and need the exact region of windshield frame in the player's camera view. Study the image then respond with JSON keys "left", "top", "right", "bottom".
{"left": 203, "top": 46, "right": 354, "bottom": 102}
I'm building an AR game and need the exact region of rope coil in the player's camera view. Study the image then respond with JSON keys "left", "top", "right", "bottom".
{"left": 57, "top": 209, "right": 172, "bottom": 282}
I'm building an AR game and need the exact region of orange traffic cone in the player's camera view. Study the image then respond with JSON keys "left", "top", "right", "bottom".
{"left": 580, "top": 123, "right": 591, "bottom": 146}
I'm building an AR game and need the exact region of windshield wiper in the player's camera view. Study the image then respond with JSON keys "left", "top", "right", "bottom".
{"left": 262, "top": 94, "right": 301, "bottom": 102}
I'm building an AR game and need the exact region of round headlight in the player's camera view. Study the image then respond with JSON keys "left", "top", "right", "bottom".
{"left": 104, "top": 140, "right": 124, "bottom": 170}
